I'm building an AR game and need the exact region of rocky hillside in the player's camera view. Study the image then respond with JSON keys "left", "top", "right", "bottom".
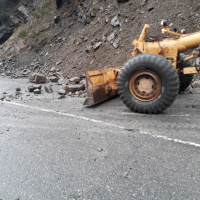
{"left": 1, "top": 0, "right": 200, "bottom": 78}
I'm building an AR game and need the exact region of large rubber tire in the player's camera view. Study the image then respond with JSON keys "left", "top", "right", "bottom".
{"left": 178, "top": 54, "right": 193, "bottom": 93}
{"left": 117, "top": 54, "right": 179, "bottom": 114}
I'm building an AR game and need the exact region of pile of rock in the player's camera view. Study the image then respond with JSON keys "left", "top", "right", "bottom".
{"left": 187, "top": 76, "right": 200, "bottom": 94}
{"left": 0, "top": 57, "right": 32, "bottom": 78}
{"left": 28, "top": 73, "right": 86, "bottom": 98}
{"left": 58, "top": 76, "right": 86, "bottom": 98}
{"left": 0, "top": 87, "right": 22, "bottom": 101}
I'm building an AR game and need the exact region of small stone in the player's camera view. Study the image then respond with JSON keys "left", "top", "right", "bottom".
{"left": 142, "top": 0, "right": 148, "bottom": 6}
{"left": 113, "top": 39, "right": 120, "bottom": 48}
{"left": 57, "top": 37, "right": 63, "bottom": 42}
{"left": 148, "top": 6, "right": 154, "bottom": 11}
{"left": 124, "top": 172, "right": 128, "bottom": 178}
{"left": 49, "top": 76, "right": 59, "bottom": 83}
{"left": 69, "top": 77, "right": 81, "bottom": 84}
{"left": 16, "top": 88, "right": 21, "bottom": 92}
{"left": 15, "top": 91, "right": 21, "bottom": 96}
{"left": 107, "top": 31, "right": 117, "bottom": 42}
{"left": 98, "top": 148, "right": 103, "bottom": 152}
{"left": 57, "top": 89, "right": 66, "bottom": 95}
{"left": 44, "top": 86, "right": 53, "bottom": 93}
{"left": 102, "top": 35, "right": 106, "bottom": 42}
{"left": 111, "top": 15, "right": 120, "bottom": 27}
{"left": 86, "top": 45, "right": 92, "bottom": 53}
{"left": 80, "top": 74, "right": 86, "bottom": 79}
{"left": 93, "top": 42, "right": 102, "bottom": 51}
{"left": 54, "top": 16, "right": 60, "bottom": 23}
{"left": 34, "top": 89, "right": 41, "bottom": 94}
{"left": 56, "top": 60, "right": 62, "bottom": 66}
{"left": 50, "top": 67, "right": 56, "bottom": 72}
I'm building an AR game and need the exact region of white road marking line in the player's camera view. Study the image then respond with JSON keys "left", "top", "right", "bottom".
{"left": 121, "top": 112, "right": 190, "bottom": 117}
{"left": 2, "top": 101, "right": 200, "bottom": 148}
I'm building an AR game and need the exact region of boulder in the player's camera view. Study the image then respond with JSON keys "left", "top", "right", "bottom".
{"left": 63, "top": 84, "right": 85, "bottom": 93}
{"left": 29, "top": 74, "right": 46, "bottom": 83}
{"left": 15, "top": 6, "right": 29, "bottom": 22}
{"left": 28, "top": 85, "right": 42, "bottom": 92}
{"left": 58, "top": 78, "right": 69, "bottom": 85}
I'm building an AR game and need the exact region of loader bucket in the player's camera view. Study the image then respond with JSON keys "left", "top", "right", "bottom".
{"left": 83, "top": 67, "right": 121, "bottom": 105}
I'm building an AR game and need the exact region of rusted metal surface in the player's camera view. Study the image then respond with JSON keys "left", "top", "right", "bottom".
{"left": 129, "top": 70, "right": 161, "bottom": 102}
{"left": 83, "top": 67, "right": 121, "bottom": 105}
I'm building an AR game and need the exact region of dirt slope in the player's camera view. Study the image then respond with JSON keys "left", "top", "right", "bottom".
{"left": 1, "top": 0, "right": 200, "bottom": 78}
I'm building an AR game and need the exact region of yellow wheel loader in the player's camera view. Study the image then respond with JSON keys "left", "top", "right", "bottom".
{"left": 84, "top": 20, "right": 200, "bottom": 114}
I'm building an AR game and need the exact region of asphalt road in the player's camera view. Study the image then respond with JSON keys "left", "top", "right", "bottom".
{"left": 1, "top": 76, "right": 200, "bottom": 200}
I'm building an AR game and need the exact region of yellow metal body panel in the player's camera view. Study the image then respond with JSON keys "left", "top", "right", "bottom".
{"left": 183, "top": 67, "right": 199, "bottom": 74}
{"left": 84, "top": 68, "right": 120, "bottom": 105}
{"left": 132, "top": 24, "right": 200, "bottom": 70}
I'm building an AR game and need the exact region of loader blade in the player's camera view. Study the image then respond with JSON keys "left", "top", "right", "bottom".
{"left": 83, "top": 67, "right": 121, "bottom": 105}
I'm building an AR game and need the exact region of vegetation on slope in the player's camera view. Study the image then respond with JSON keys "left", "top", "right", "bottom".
{"left": 0, "top": 0, "right": 10, "bottom": 23}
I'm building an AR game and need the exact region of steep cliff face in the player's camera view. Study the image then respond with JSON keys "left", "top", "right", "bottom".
{"left": 1, "top": 0, "right": 200, "bottom": 77}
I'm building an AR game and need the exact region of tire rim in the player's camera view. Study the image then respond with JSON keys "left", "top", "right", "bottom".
{"left": 129, "top": 70, "right": 161, "bottom": 101}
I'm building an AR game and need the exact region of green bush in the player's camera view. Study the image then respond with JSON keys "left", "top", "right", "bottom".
{"left": 18, "top": 30, "right": 28, "bottom": 38}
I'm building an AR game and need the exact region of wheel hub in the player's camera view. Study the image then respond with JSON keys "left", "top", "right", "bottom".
{"left": 129, "top": 70, "right": 161, "bottom": 101}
